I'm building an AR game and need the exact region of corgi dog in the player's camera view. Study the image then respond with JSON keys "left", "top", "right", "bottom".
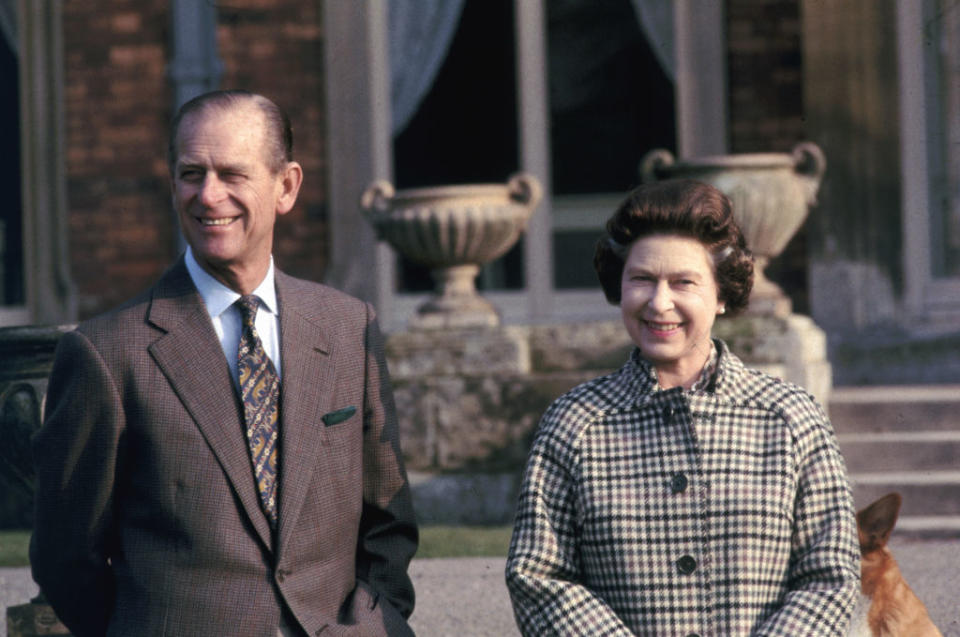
{"left": 849, "top": 492, "right": 942, "bottom": 637}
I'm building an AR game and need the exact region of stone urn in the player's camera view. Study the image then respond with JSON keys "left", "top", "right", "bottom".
{"left": 640, "top": 143, "right": 826, "bottom": 316}
{"left": 361, "top": 173, "right": 542, "bottom": 328}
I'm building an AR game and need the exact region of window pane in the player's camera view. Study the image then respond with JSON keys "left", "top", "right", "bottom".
{"left": 1, "top": 33, "right": 24, "bottom": 306}
{"left": 546, "top": 0, "right": 675, "bottom": 196}
{"left": 930, "top": 0, "right": 960, "bottom": 277}
{"left": 553, "top": 230, "right": 601, "bottom": 289}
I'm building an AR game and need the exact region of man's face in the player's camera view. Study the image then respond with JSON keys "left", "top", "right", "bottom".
{"left": 171, "top": 103, "right": 295, "bottom": 289}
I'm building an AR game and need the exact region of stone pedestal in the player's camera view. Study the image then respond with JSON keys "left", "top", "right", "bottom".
{"left": 712, "top": 313, "right": 832, "bottom": 405}
{"left": 0, "top": 326, "right": 74, "bottom": 527}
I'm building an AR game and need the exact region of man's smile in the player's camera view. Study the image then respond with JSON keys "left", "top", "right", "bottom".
{"left": 198, "top": 216, "right": 238, "bottom": 226}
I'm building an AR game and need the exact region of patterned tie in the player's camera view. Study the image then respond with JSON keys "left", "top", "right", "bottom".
{"left": 236, "top": 295, "right": 280, "bottom": 529}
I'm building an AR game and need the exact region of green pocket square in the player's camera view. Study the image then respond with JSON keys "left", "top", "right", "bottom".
{"left": 322, "top": 406, "right": 357, "bottom": 426}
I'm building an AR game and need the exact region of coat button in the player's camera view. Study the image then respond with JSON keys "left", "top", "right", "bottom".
{"left": 662, "top": 405, "right": 675, "bottom": 421}
{"left": 677, "top": 555, "right": 697, "bottom": 574}
{"left": 276, "top": 569, "right": 287, "bottom": 583}
{"left": 670, "top": 473, "right": 688, "bottom": 493}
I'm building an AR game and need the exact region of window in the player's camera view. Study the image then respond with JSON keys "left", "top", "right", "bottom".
{"left": 323, "top": 0, "right": 727, "bottom": 331}
{"left": 927, "top": 0, "right": 960, "bottom": 279}
{"left": 899, "top": 0, "right": 960, "bottom": 322}
{"left": 0, "top": 3, "right": 24, "bottom": 318}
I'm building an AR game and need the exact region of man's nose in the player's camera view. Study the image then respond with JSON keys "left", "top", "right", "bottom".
{"left": 199, "top": 174, "right": 227, "bottom": 206}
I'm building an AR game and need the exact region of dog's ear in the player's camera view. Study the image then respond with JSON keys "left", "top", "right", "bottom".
{"left": 857, "top": 492, "right": 902, "bottom": 552}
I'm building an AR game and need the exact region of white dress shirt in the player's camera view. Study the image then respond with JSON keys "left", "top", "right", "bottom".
{"left": 184, "top": 247, "right": 282, "bottom": 387}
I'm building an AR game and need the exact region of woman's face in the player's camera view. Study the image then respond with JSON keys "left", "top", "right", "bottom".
{"left": 620, "top": 233, "right": 725, "bottom": 387}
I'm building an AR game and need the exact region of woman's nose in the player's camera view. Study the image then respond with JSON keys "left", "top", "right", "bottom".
{"left": 647, "top": 281, "right": 674, "bottom": 312}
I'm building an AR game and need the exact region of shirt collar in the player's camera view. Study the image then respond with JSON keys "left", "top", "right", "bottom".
{"left": 184, "top": 247, "right": 279, "bottom": 319}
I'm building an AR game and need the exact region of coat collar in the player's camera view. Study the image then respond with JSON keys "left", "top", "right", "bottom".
{"left": 620, "top": 338, "right": 749, "bottom": 406}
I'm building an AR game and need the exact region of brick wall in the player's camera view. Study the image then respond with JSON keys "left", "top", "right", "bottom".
{"left": 726, "top": 0, "right": 809, "bottom": 313}
{"left": 216, "top": 1, "right": 328, "bottom": 285}
{"left": 63, "top": 0, "right": 328, "bottom": 319}
{"left": 63, "top": 1, "right": 174, "bottom": 318}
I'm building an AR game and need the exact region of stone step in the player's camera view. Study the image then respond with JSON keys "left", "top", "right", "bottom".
{"left": 836, "top": 431, "right": 960, "bottom": 472}
{"left": 893, "top": 515, "right": 960, "bottom": 538}
{"left": 850, "top": 471, "right": 960, "bottom": 520}
{"left": 828, "top": 385, "right": 960, "bottom": 433}
{"left": 830, "top": 387, "right": 960, "bottom": 535}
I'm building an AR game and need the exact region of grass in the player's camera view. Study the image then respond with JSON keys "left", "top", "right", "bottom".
{"left": 417, "top": 525, "right": 513, "bottom": 559}
{"left": 0, "top": 530, "right": 31, "bottom": 567}
{"left": 0, "top": 526, "right": 512, "bottom": 567}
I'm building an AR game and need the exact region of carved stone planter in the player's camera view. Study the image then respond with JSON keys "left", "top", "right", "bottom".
{"left": 361, "top": 174, "right": 542, "bottom": 329}
{"left": 0, "top": 325, "right": 72, "bottom": 527}
{"left": 640, "top": 143, "right": 826, "bottom": 316}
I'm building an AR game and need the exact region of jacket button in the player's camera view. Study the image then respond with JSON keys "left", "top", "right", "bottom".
{"left": 276, "top": 569, "right": 287, "bottom": 583}
{"left": 686, "top": 634, "right": 701, "bottom": 637}
{"left": 677, "top": 555, "right": 697, "bottom": 574}
{"left": 662, "top": 405, "right": 674, "bottom": 421}
{"left": 670, "top": 473, "right": 688, "bottom": 493}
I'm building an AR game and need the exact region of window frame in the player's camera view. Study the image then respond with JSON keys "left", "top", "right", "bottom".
{"left": 898, "top": 0, "right": 960, "bottom": 326}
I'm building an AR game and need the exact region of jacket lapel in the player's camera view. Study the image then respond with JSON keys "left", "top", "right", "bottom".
{"left": 145, "top": 259, "right": 274, "bottom": 550}
{"left": 274, "top": 272, "right": 335, "bottom": 546}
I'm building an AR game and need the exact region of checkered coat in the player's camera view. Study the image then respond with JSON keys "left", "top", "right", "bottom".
{"left": 506, "top": 340, "right": 860, "bottom": 636}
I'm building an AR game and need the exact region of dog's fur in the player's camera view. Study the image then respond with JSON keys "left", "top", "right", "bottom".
{"left": 849, "top": 493, "right": 942, "bottom": 637}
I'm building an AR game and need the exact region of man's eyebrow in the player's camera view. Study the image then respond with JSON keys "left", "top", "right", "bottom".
{"left": 175, "top": 159, "right": 252, "bottom": 174}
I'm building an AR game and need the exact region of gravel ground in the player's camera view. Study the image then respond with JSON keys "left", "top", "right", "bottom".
{"left": 2, "top": 539, "right": 956, "bottom": 636}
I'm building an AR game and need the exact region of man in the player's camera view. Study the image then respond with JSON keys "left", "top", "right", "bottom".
{"left": 31, "top": 90, "right": 418, "bottom": 636}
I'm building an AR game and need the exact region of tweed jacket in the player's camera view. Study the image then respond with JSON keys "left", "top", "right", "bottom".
{"left": 31, "top": 258, "right": 418, "bottom": 637}
{"left": 506, "top": 339, "right": 860, "bottom": 636}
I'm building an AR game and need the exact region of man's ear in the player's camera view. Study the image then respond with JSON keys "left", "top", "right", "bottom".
{"left": 276, "top": 161, "right": 303, "bottom": 216}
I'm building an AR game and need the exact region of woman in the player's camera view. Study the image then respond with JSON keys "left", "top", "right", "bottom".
{"left": 505, "top": 179, "right": 860, "bottom": 636}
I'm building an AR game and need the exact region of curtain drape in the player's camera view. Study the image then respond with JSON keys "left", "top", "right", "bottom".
{"left": 0, "top": 0, "right": 16, "bottom": 56}
{"left": 386, "top": 0, "right": 672, "bottom": 135}
{"left": 388, "top": 0, "right": 465, "bottom": 136}
{"left": 630, "top": 0, "right": 674, "bottom": 79}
